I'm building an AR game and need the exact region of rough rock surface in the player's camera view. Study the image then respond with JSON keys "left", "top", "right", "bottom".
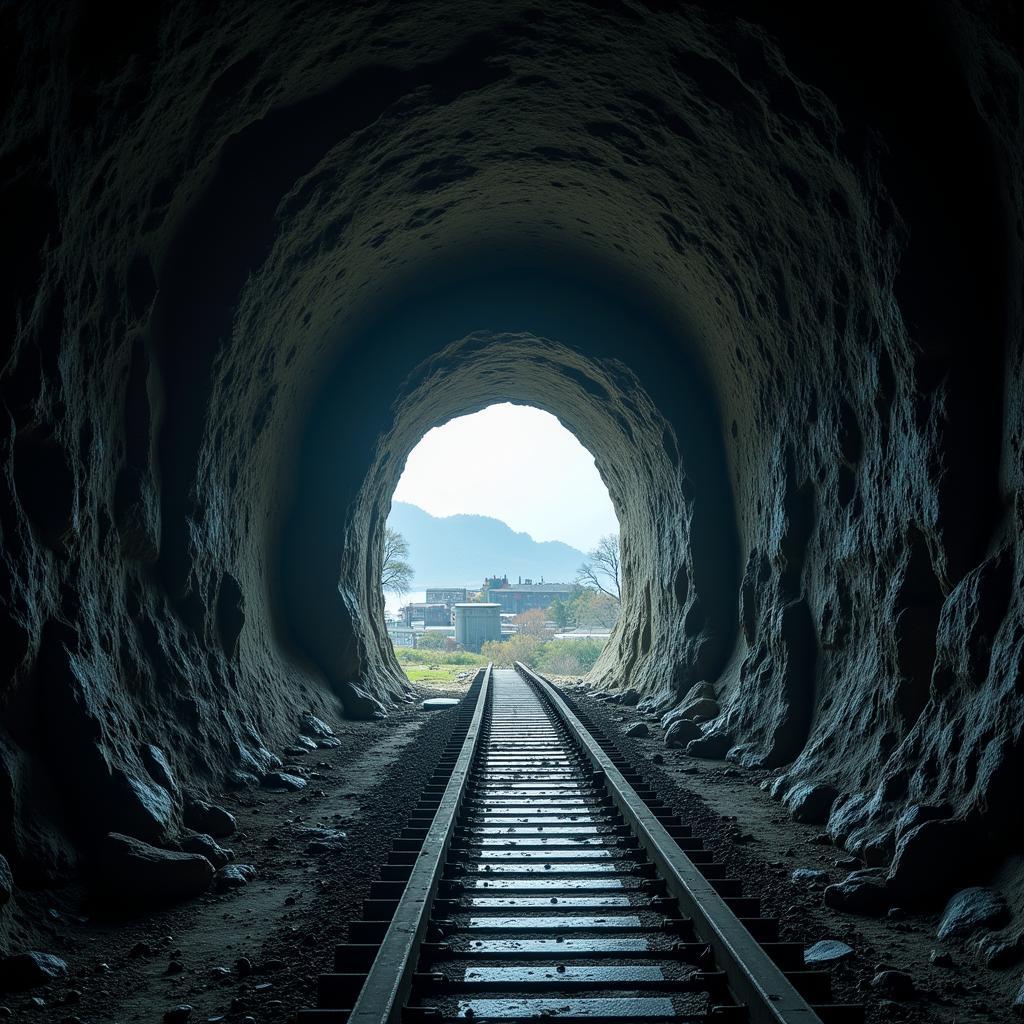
{"left": 0, "top": 2, "right": 1022, "bottom": 915}
{"left": 0, "top": 952, "right": 68, "bottom": 991}
{"left": 937, "top": 887, "right": 1010, "bottom": 940}
{"left": 96, "top": 834, "right": 214, "bottom": 905}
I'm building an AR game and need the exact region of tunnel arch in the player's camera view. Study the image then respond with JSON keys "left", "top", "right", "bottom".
{"left": 272, "top": 249, "right": 741, "bottom": 718}
{"left": 0, "top": 0, "right": 1020, "bottom": 901}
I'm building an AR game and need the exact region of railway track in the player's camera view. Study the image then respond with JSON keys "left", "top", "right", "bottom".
{"left": 298, "top": 665, "right": 863, "bottom": 1024}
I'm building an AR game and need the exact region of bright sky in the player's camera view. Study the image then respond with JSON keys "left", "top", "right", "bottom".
{"left": 393, "top": 403, "right": 619, "bottom": 551}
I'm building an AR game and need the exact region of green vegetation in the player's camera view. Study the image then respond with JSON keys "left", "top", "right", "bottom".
{"left": 480, "top": 636, "right": 607, "bottom": 676}
{"left": 392, "top": 633, "right": 608, "bottom": 682}
{"left": 393, "top": 645, "right": 487, "bottom": 685}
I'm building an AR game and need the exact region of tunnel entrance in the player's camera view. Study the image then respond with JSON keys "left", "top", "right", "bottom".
{"left": 379, "top": 402, "right": 621, "bottom": 687}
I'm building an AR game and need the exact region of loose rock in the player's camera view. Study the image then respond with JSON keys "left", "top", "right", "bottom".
{"left": 96, "top": 832, "right": 214, "bottom": 904}
{"left": 0, "top": 952, "right": 68, "bottom": 991}
{"left": 804, "top": 940, "right": 854, "bottom": 966}
{"left": 887, "top": 818, "right": 972, "bottom": 906}
{"left": 784, "top": 783, "right": 839, "bottom": 825}
{"left": 183, "top": 797, "right": 236, "bottom": 838}
{"left": 937, "top": 887, "right": 1010, "bottom": 940}
{"left": 665, "top": 719, "right": 701, "bottom": 748}
{"left": 261, "top": 771, "right": 307, "bottom": 792}
{"left": 791, "top": 868, "right": 830, "bottom": 885}
{"left": 179, "top": 830, "right": 233, "bottom": 868}
{"left": 215, "top": 863, "right": 257, "bottom": 891}
{"left": 163, "top": 1006, "right": 192, "bottom": 1023}
{"left": 870, "top": 969, "right": 915, "bottom": 999}
{"left": 823, "top": 870, "right": 889, "bottom": 916}
{"left": 624, "top": 722, "right": 649, "bottom": 738}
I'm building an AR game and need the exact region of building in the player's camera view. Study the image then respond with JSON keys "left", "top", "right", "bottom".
{"left": 425, "top": 587, "right": 468, "bottom": 609}
{"left": 401, "top": 602, "right": 451, "bottom": 627}
{"left": 387, "top": 624, "right": 418, "bottom": 647}
{"left": 454, "top": 603, "right": 501, "bottom": 652}
{"left": 481, "top": 577, "right": 574, "bottom": 615}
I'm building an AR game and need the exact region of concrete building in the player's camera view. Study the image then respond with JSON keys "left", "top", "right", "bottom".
{"left": 401, "top": 602, "right": 450, "bottom": 627}
{"left": 425, "top": 587, "right": 468, "bottom": 609}
{"left": 482, "top": 578, "right": 574, "bottom": 614}
{"left": 387, "top": 624, "right": 418, "bottom": 647}
{"left": 454, "top": 602, "right": 501, "bottom": 652}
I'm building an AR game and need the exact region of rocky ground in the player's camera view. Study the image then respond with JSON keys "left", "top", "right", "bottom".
{"left": 569, "top": 685, "right": 1024, "bottom": 1024}
{"left": 4, "top": 672, "right": 1020, "bottom": 1023}
{"left": 0, "top": 684, "right": 463, "bottom": 1024}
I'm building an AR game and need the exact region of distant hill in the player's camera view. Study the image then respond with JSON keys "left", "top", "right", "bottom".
{"left": 387, "top": 502, "right": 586, "bottom": 590}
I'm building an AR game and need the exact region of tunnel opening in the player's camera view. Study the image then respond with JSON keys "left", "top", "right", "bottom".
{"left": 379, "top": 401, "right": 623, "bottom": 683}
{"left": 274, "top": 250, "right": 741, "bottom": 728}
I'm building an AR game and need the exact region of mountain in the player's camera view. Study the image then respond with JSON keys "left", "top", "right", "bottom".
{"left": 387, "top": 502, "right": 586, "bottom": 589}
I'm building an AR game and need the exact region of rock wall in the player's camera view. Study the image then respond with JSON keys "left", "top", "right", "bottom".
{"left": 0, "top": 0, "right": 1022, "bottom": 905}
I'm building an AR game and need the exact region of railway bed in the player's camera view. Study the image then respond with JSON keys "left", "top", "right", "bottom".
{"left": 297, "top": 665, "right": 864, "bottom": 1024}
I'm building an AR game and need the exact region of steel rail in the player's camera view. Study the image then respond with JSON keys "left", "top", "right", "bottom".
{"left": 516, "top": 662, "right": 824, "bottom": 1024}
{"left": 346, "top": 663, "right": 493, "bottom": 1024}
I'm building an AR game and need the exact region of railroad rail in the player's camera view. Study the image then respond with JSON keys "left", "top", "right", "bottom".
{"left": 298, "top": 664, "right": 862, "bottom": 1023}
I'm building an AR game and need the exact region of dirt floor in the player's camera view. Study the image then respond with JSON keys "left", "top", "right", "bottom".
{"left": 3, "top": 673, "right": 1018, "bottom": 1023}
{"left": 0, "top": 681, "right": 466, "bottom": 1024}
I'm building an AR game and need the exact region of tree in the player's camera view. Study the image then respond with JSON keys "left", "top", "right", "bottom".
{"left": 576, "top": 533, "right": 621, "bottom": 601}
{"left": 514, "top": 608, "right": 551, "bottom": 638}
{"left": 381, "top": 527, "right": 414, "bottom": 596}
{"left": 481, "top": 634, "right": 540, "bottom": 668}
{"left": 548, "top": 597, "right": 573, "bottom": 628}
{"left": 571, "top": 590, "right": 619, "bottom": 629}
{"left": 416, "top": 631, "right": 446, "bottom": 650}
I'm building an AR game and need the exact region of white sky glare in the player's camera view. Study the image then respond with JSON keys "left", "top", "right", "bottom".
{"left": 392, "top": 403, "right": 618, "bottom": 552}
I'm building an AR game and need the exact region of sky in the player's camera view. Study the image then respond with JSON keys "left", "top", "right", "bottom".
{"left": 392, "top": 403, "right": 619, "bottom": 552}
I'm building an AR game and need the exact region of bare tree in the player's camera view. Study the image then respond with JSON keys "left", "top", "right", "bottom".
{"left": 381, "top": 526, "right": 414, "bottom": 596}
{"left": 576, "top": 533, "right": 621, "bottom": 601}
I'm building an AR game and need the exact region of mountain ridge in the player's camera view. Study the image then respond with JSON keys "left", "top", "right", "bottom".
{"left": 386, "top": 501, "right": 586, "bottom": 589}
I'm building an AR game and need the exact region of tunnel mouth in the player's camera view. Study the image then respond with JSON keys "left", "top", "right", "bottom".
{"left": 276, "top": 263, "right": 740, "bottom": 725}
{"left": 379, "top": 400, "right": 623, "bottom": 679}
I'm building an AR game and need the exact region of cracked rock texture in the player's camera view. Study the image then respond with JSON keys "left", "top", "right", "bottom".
{"left": 1, "top": 0, "right": 1023, "bottom": 913}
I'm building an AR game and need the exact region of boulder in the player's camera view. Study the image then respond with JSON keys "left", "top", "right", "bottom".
{"left": 825, "top": 792, "right": 871, "bottom": 844}
{"left": 96, "top": 832, "right": 214, "bottom": 904}
{"left": 618, "top": 688, "right": 641, "bottom": 706}
{"left": 804, "top": 940, "right": 853, "bottom": 966}
{"left": 0, "top": 952, "right": 68, "bottom": 990}
{"left": 299, "top": 714, "right": 335, "bottom": 739}
{"left": 686, "top": 733, "right": 733, "bottom": 759}
{"left": 1014, "top": 976, "right": 1024, "bottom": 1019}
{"left": 680, "top": 697, "right": 720, "bottom": 722}
{"left": 262, "top": 771, "right": 307, "bottom": 792}
{"left": 108, "top": 768, "right": 176, "bottom": 843}
{"left": 887, "top": 818, "right": 973, "bottom": 906}
{"left": 214, "top": 864, "right": 256, "bottom": 891}
{"left": 0, "top": 855, "right": 12, "bottom": 906}
{"left": 785, "top": 782, "right": 838, "bottom": 825}
{"left": 791, "top": 868, "right": 830, "bottom": 885}
{"left": 665, "top": 719, "right": 701, "bottom": 748}
{"left": 625, "top": 722, "right": 649, "bottom": 738}
{"left": 178, "top": 831, "right": 233, "bottom": 868}
{"left": 870, "top": 970, "right": 914, "bottom": 999}
{"left": 975, "top": 931, "right": 1024, "bottom": 969}
{"left": 226, "top": 770, "right": 260, "bottom": 789}
{"left": 937, "top": 887, "right": 1010, "bottom": 941}
{"left": 183, "top": 798, "right": 236, "bottom": 839}
{"left": 823, "top": 869, "right": 890, "bottom": 916}
{"left": 292, "top": 735, "right": 318, "bottom": 751}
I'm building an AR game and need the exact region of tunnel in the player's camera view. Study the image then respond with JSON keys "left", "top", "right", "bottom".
{"left": 2, "top": 0, "right": 1023, "bottom": 1018}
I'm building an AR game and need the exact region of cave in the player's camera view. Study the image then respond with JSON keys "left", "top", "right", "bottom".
{"left": 2, "top": 1, "right": 1023, "bottom": 1019}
